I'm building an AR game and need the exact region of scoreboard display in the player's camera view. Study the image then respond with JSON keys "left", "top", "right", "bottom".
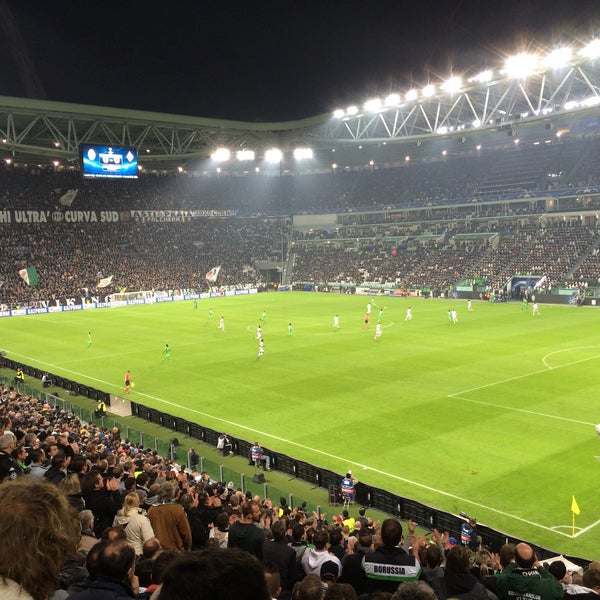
{"left": 81, "top": 144, "right": 138, "bottom": 179}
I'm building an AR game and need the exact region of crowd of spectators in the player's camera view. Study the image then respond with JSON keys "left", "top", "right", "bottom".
{"left": 1, "top": 380, "right": 599, "bottom": 599}
{"left": 3, "top": 132, "right": 600, "bottom": 305}
{"left": 2, "top": 130, "right": 600, "bottom": 215}
{"left": 1, "top": 379, "right": 599, "bottom": 599}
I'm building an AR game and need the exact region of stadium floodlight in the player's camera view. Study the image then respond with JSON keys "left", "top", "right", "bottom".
{"left": 582, "top": 96, "right": 600, "bottom": 107}
{"left": 441, "top": 76, "right": 462, "bottom": 94}
{"left": 503, "top": 53, "right": 538, "bottom": 79}
{"left": 177, "top": 166, "right": 184, "bottom": 173}
{"left": 293, "top": 147, "right": 313, "bottom": 160}
{"left": 476, "top": 144, "right": 482, "bottom": 151}
{"left": 210, "top": 147, "right": 230, "bottom": 162}
{"left": 468, "top": 69, "right": 493, "bottom": 84}
{"left": 364, "top": 98, "right": 383, "bottom": 112}
{"left": 542, "top": 47, "right": 573, "bottom": 69}
{"left": 436, "top": 126, "right": 449, "bottom": 135}
{"left": 405, "top": 89, "right": 418, "bottom": 102}
{"left": 472, "top": 119, "right": 482, "bottom": 128}
{"left": 384, "top": 93, "right": 401, "bottom": 107}
{"left": 333, "top": 108, "right": 345, "bottom": 119}
{"left": 405, "top": 155, "right": 410, "bottom": 162}
{"left": 265, "top": 148, "right": 283, "bottom": 163}
{"left": 346, "top": 105, "right": 359, "bottom": 116}
{"left": 578, "top": 38, "right": 600, "bottom": 60}
{"left": 564, "top": 100, "right": 579, "bottom": 110}
{"left": 422, "top": 84, "right": 435, "bottom": 98}
{"left": 236, "top": 150, "right": 255, "bottom": 161}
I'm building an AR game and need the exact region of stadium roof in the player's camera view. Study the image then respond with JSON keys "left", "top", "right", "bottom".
{"left": 2, "top": 42, "right": 600, "bottom": 173}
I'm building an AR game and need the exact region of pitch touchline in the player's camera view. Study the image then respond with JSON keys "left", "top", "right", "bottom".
{"left": 6, "top": 350, "right": 578, "bottom": 537}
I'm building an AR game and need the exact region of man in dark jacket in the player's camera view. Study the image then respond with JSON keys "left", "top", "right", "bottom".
{"left": 339, "top": 530, "right": 373, "bottom": 595}
{"left": 228, "top": 500, "right": 265, "bottom": 559}
{"left": 68, "top": 539, "right": 139, "bottom": 599}
{"left": 262, "top": 520, "right": 298, "bottom": 599}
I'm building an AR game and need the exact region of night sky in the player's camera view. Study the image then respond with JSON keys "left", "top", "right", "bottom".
{"left": 0, "top": 0, "right": 598, "bottom": 122}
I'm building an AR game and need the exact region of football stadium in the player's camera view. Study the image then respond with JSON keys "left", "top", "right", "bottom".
{"left": 2, "top": 27, "right": 600, "bottom": 594}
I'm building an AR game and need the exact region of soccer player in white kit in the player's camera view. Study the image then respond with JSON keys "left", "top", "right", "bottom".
{"left": 405, "top": 307, "right": 412, "bottom": 321}
{"left": 374, "top": 323, "right": 382, "bottom": 340}
{"left": 333, "top": 314, "right": 339, "bottom": 328}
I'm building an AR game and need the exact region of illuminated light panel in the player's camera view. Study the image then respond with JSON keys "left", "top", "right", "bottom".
{"left": 384, "top": 93, "right": 401, "bottom": 106}
{"left": 469, "top": 70, "right": 493, "bottom": 83}
{"left": 211, "top": 148, "right": 230, "bottom": 162}
{"left": 504, "top": 53, "right": 538, "bottom": 79}
{"left": 405, "top": 89, "right": 418, "bottom": 102}
{"left": 578, "top": 38, "right": 600, "bottom": 59}
{"left": 265, "top": 148, "right": 283, "bottom": 163}
{"left": 333, "top": 109, "right": 345, "bottom": 119}
{"left": 346, "top": 105, "right": 359, "bottom": 116}
{"left": 543, "top": 47, "right": 573, "bottom": 69}
{"left": 293, "top": 148, "right": 313, "bottom": 160}
{"left": 441, "top": 76, "right": 462, "bottom": 94}
{"left": 364, "top": 98, "right": 382, "bottom": 112}
{"left": 236, "top": 150, "right": 255, "bottom": 161}
{"left": 422, "top": 84, "right": 435, "bottom": 98}
{"left": 582, "top": 96, "right": 600, "bottom": 107}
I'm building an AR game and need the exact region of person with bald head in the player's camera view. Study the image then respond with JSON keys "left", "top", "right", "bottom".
{"left": 494, "top": 542, "right": 563, "bottom": 600}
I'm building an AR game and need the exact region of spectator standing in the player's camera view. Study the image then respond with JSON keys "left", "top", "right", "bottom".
{"left": 301, "top": 528, "right": 342, "bottom": 577}
{"left": 228, "top": 500, "right": 266, "bottom": 559}
{"left": 429, "top": 545, "right": 497, "bottom": 600}
{"left": 494, "top": 543, "right": 563, "bottom": 600}
{"left": 113, "top": 492, "right": 156, "bottom": 557}
{"left": 81, "top": 470, "right": 123, "bottom": 538}
{"left": 262, "top": 520, "right": 299, "bottom": 599}
{"left": 362, "top": 518, "right": 422, "bottom": 594}
{"left": 147, "top": 481, "right": 192, "bottom": 552}
{"left": 0, "top": 432, "right": 21, "bottom": 482}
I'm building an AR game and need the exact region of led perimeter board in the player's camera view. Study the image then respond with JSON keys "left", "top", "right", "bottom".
{"left": 81, "top": 144, "right": 138, "bottom": 179}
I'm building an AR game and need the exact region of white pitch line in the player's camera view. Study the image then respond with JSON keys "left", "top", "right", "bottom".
{"left": 5, "top": 350, "right": 584, "bottom": 537}
{"left": 448, "top": 350, "right": 600, "bottom": 427}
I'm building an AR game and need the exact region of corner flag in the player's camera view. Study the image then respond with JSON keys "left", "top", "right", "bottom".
{"left": 571, "top": 495, "right": 580, "bottom": 515}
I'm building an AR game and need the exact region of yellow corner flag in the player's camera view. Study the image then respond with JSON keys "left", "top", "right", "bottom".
{"left": 571, "top": 495, "right": 580, "bottom": 515}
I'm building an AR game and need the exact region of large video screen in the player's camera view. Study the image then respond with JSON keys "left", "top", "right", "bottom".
{"left": 81, "top": 144, "right": 138, "bottom": 179}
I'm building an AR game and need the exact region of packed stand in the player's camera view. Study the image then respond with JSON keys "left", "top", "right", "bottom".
{"left": 0, "top": 382, "right": 597, "bottom": 599}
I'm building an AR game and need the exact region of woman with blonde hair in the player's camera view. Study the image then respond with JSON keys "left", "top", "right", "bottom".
{"left": 113, "top": 491, "right": 156, "bottom": 556}
{"left": 0, "top": 478, "right": 79, "bottom": 600}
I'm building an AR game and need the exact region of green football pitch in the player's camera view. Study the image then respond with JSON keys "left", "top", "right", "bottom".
{"left": 2, "top": 292, "right": 600, "bottom": 558}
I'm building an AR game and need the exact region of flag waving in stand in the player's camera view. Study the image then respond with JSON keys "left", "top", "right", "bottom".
{"left": 205, "top": 265, "right": 221, "bottom": 283}
{"left": 18, "top": 266, "right": 38, "bottom": 286}
{"left": 571, "top": 495, "right": 580, "bottom": 538}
